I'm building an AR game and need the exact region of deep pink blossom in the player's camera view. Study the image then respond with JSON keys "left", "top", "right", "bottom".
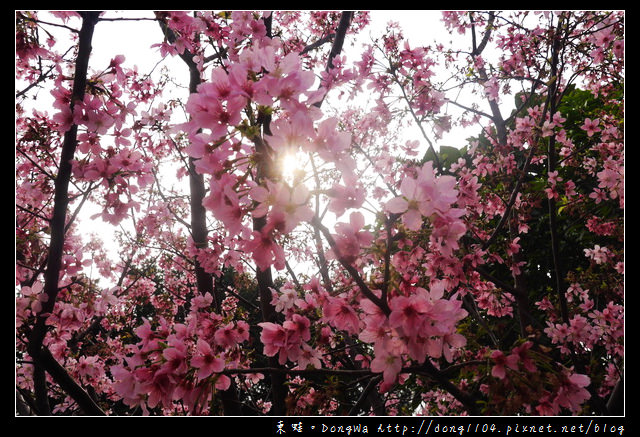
{"left": 191, "top": 339, "right": 225, "bottom": 381}
{"left": 214, "top": 322, "right": 241, "bottom": 349}
{"left": 323, "top": 295, "right": 360, "bottom": 335}
{"left": 490, "top": 350, "right": 519, "bottom": 379}
{"left": 388, "top": 294, "right": 431, "bottom": 335}
{"left": 555, "top": 372, "right": 591, "bottom": 413}
{"left": 111, "top": 364, "right": 148, "bottom": 415}
{"left": 160, "top": 335, "right": 189, "bottom": 376}
{"left": 258, "top": 318, "right": 309, "bottom": 365}
{"left": 283, "top": 314, "right": 311, "bottom": 343}
{"left": 509, "top": 341, "right": 537, "bottom": 373}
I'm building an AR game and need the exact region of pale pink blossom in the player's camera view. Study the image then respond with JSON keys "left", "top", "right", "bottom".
{"left": 580, "top": 118, "right": 600, "bottom": 137}
{"left": 251, "top": 180, "right": 313, "bottom": 234}
{"left": 295, "top": 343, "right": 323, "bottom": 370}
{"left": 584, "top": 245, "right": 610, "bottom": 265}
{"left": 327, "top": 172, "right": 365, "bottom": 218}
{"left": 370, "top": 347, "right": 403, "bottom": 393}
{"left": 244, "top": 229, "right": 286, "bottom": 271}
{"left": 483, "top": 76, "right": 500, "bottom": 102}
{"left": 330, "top": 211, "right": 373, "bottom": 265}
{"left": 266, "top": 112, "right": 315, "bottom": 153}
{"left": 271, "top": 283, "right": 298, "bottom": 313}
{"left": 385, "top": 161, "right": 461, "bottom": 232}
{"left": 202, "top": 173, "right": 246, "bottom": 236}
{"left": 311, "top": 117, "right": 351, "bottom": 160}
{"left": 76, "top": 355, "right": 102, "bottom": 381}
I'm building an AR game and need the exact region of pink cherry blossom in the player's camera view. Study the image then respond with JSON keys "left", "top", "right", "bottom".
{"left": 323, "top": 295, "right": 360, "bottom": 335}
{"left": 52, "top": 105, "right": 74, "bottom": 133}
{"left": 214, "top": 322, "right": 240, "bottom": 349}
{"left": 228, "top": 62, "right": 272, "bottom": 105}
{"left": 490, "top": 350, "right": 519, "bottom": 379}
{"left": 311, "top": 117, "right": 352, "bottom": 160}
{"left": 244, "top": 228, "right": 286, "bottom": 271}
{"left": 76, "top": 355, "right": 103, "bottom": 382}
{"left": 555, "top": 372, "right": 591, "bottom": 413}
{"left": 580, "top": 118, "right": 601, "bottom": 137}
{"left": 386, "top": 171, "right": 434, "bottom": 231}
{"left": 535, "top": 394, "right": 561, "bottom": 416}
{"left": 483, "top": 76, "right": 500, "bottom": 102}
{"left": 258, "top": 318, "right": 308, "bottom": 365}
{"left": 509, "top": 341, "right": 537, "bottom": 373}
{"left": 329, "top": 211, "right": 373, "bottom": 265}
{"left": 296, "top": 343, "right": 323, "bottom": 370}
{"left": 370, "top": 345, "right": 403, "bottom": 393}
{"left": 160, "top": 337, "right": 189, "bottom": 376}
{"left": 584, "top": 245, "right": 610, "bottom": 265}
{"left": 111, "top": 364, "right": 149, "bottom": 415}
{"left": 250, "top": 180, "right": 313, "bottom": 234}
{"left": 271, "top": 283, "right": 298, "bottom": 313}
{"left": 143, "top": 368, "right": 176, "bottom": 410}
{"left": 266, "top": 112, "right": 315, "bottom": 153}
{"left": 327, "top": 173, "right": 366, "bottom": 218}
{"left": 185, "top": 76, "right": 246, "bottom": 138}
{"left": 191, "top": 339, "right": 225, "bottom": 381}
{"left": 202, "top": 173, "right": 247, "bottom": 236}
{"left": 283, "top": 314, "right": 311, "bottom": 343}
{"left": 388, "top": 294, "right": 431, "bottom": 336}
{"left": 385, "top": 161, "right": 461, "bottom": 232}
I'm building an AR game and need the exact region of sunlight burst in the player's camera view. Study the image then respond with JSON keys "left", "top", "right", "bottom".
{"left": 278, "top": 150, "right": 307, "bottom": 185}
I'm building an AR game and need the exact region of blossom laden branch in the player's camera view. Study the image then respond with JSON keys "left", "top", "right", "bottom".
{"left": 310, "top": 215, "right": 391, "bottom": 315}
{"left": 25, "top": 11, "right": 104, "bottom": 416}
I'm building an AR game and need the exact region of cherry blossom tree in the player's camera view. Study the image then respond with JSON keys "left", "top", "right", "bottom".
{"left": 16, "top": 10, "right": 623, "bottom": 417}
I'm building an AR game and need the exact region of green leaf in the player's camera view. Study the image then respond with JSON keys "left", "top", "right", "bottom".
{"left": 439, "top": 145, "right": 462, "bottom": 167}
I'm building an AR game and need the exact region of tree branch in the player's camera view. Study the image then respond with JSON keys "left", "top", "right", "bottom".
{"left": 313, "top": 11, "right": 353, "bottom": 108}
{"left": 311, "top": 215, "right": 390, "bottom": 315}
{"left": 26, "top": 11, "right": 102, "bottom": 416}
{"left": 38, "top": 347, "right": 105, "bottom": 415}
{"left": 545, "top": 13, "right": 570, "bottom": 325}
{"left": 300, "top": 32, "right": 336, "bottom": 55}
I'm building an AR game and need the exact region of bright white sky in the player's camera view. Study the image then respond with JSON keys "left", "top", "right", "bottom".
{"left": 89, "top": 11, "right": 451, "bottom": 65}
{"left": 87, "top": 10, "right": 477, "bottom": 149}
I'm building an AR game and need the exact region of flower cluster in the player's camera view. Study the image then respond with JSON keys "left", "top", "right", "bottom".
{"left": 365, "top": 282, "right": 468, "bottom": 391}
{"left": 385, "top": 161, "right": 466, "bottom": 256}
{"left": 111, "top": 293, "right": 251, "bottom": 414}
